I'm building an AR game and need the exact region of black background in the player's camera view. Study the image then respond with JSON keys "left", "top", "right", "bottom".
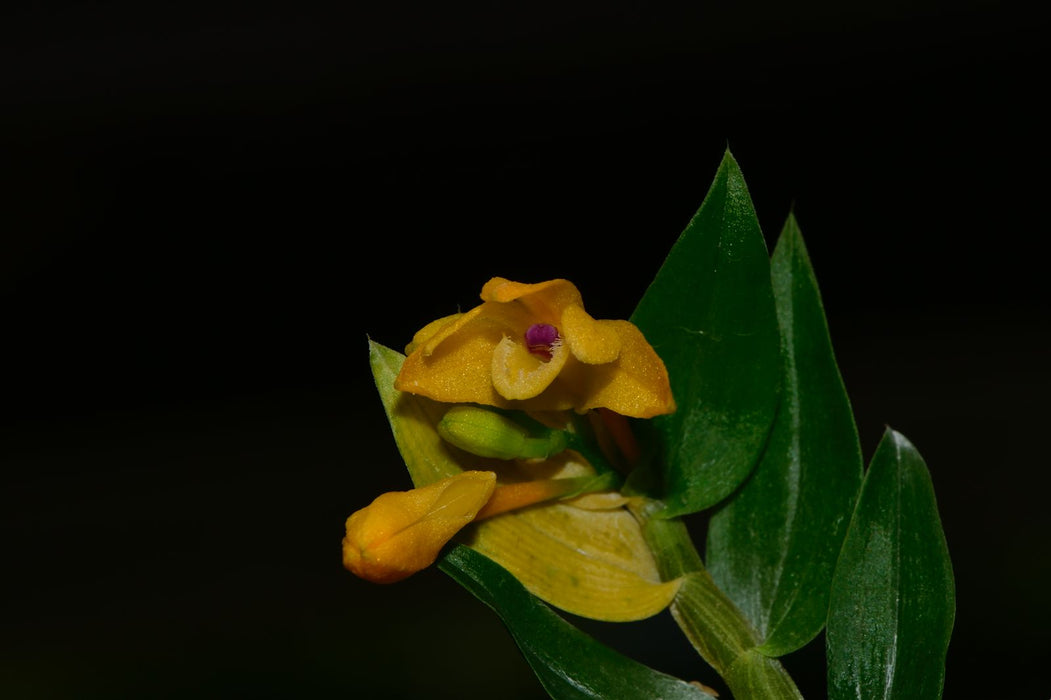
{"left": 3, "top": 2, "right": 1048, "bottom": 698}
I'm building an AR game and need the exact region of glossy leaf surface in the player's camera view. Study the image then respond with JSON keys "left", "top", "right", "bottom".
{"left": 440, "top": 545, "right": 716, "bottom": 700}
{"left": 630, "top": 149, "right": 780, "bottom": 517}
{"left": 827, "top": 428, "right": 955, "bottom": 699}
{"left": 707, "top": 215, "right": 864, "bottom": 656}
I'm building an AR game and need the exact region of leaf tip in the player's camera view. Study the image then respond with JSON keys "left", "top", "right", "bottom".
{"left": 881, "top": 424, "right": 919, "bottom": 456}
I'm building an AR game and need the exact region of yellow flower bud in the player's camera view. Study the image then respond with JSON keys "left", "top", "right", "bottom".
{"left": 342, "top": 471, "right": 496, "bottom": 584}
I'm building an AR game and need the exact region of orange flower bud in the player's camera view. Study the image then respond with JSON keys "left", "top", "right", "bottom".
{"left": 342, "top": 471, "right": 496, "bottom": 583}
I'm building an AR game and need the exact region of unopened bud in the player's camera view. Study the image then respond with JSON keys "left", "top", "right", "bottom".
{"left": 342, "top": 471, "right": 496, "bottom": 583}
{"left": 437, "top": 405, "right": 568, "bottom": 461}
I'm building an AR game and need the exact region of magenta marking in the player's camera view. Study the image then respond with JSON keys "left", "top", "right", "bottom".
{"left": 525, "top": 323, "right": 560, "bottom": 360}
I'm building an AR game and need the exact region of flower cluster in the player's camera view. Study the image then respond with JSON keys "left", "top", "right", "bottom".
{"left": 342, "top": 278, "right": 676, "bottom": 603}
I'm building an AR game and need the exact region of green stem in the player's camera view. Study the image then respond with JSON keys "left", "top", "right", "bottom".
{"left": 630, "top": 499, "right": 804, "bottom": 700}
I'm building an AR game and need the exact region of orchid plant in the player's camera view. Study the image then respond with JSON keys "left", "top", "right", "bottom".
{"left": 342, "top": 150, "right": 955, "bottom": 699}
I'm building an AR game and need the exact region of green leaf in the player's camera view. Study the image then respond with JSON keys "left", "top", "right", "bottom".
{"left": 706, "top": 214, "right": 864, "bottom": 656}
{"left": 827, "top": 428, "right": 955, "bottom": 699}
{"left": 439, "top": 545, "right": 717, "bottom": 700}
{"left": 630, "top": 148, "right": 780, "bottom": 517}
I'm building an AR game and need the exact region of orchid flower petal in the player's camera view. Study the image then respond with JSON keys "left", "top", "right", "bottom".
{"left": 396, "top": 278, "right": 675, "bottom": 418}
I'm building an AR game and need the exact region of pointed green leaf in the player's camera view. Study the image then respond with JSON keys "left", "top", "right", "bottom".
{"left": 707, "top": 215, "right": 864, "bottom": 656}
{"left": 440, "top": 545, "right": 717, "bottom": 700}
{"left": 827, "top": 428, "right": 955, "bottom": 699}
{"left": 630, "top": 149, "right": 780, "bottom": 517}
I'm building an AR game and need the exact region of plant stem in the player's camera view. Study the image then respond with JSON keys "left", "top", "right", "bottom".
{"left": 630, "top": 499, "right": 804, "bottom": 700}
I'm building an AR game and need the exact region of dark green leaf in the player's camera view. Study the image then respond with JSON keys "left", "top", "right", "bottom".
{"left": 827, "top": 428, "right": 955, "bottom": 699}
{"left": 707, "top": 215, "right": 864, "bottom": 656}
{"left": 630, "top": 149, "right": 780, "bottom": 517}
{"left": 439, "top": 545, "right": 717, "bottom": 700}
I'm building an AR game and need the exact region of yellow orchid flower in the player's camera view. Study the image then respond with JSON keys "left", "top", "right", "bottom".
{"left": 352, "top": 341, "right": 683, "bottom": 622}
{"left": 395, "top": 277, "right": 676, "bottom": 419}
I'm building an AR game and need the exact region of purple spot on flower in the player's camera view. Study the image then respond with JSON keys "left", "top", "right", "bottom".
{"left": 525, "top": 323, "right": 560, "bottom": 360}
{"left": 526, "top": 323, "right": 559, "bottom": 346}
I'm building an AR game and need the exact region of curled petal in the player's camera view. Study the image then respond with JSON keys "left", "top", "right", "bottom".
{"left": 404, "top": 313, "right": 462, "bottom": 355}
{"left": 561, "top": 304, "right": 621, "bottom": 364}
{"left": 480, "top": 277, "right": 582, "bottom": 312}
{"left": 491, "top": 333, "right": 570, "bottom": 400}
{"left": 571, "top": 320, "right": 677, "bottom": 418}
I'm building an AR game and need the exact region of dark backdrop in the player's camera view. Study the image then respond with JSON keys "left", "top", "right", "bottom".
{"left": 3, "top": 3, "right": 1048, "bottom": 698}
